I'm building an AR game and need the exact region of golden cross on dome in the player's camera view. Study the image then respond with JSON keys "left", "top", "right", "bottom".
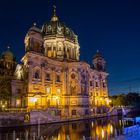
{"left": 51, "top": 5, "right": 58, "bottom": 21}
{"left": 53, "top": 5, "right": 56, "bottom": 16}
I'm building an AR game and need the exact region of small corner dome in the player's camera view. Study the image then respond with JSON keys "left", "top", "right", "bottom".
{"left": 93, "top": 50, "right": 103, "bottom": 59}
{"left": 2, "top": 47, "right": 14, "bottom": 60}
{"left": 27, "top": 23, "right": 41, "bottom": 34}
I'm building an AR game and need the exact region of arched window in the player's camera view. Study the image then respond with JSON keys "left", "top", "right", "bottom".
{"left": 90, "top": 81, "right": 93, "bottom": 86}
{"left": 46, "top": 73, "right": 50, "bottom": 81}
{"left": 33, "top": 67, "right": 41, "bottom": 80}
{"left": 47, "top": 47, "right": 52, "bottom": 57}
{"left": 35, "top": 72, "right": 39, "bottom": 79}
{"left": 56, "top": 75, "right": 60, "bottom": 82}
{"left": 96, "top": 82, "right": 98, "bottom": 87}
{"left": 71, "top": 73, "right": 75, "bottom": 79}
{"left": 34, "top": 69, "right": 40, "bottom": 79}
{"left": 103, "top": 82, "right": 106, "bottom": 88}
{"left": 53, "top": 47, "right": 56, "bottom": 57}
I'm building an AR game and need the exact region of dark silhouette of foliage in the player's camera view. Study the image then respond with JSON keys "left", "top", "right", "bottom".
{"left": 109, "top": 92, "right": 140, "bottom": 107}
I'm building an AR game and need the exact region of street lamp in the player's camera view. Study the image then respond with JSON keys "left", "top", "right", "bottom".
{"left": 2, "top": 104, "right": 5, "bottom": 111}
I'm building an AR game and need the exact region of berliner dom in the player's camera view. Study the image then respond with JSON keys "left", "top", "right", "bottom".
{"left": 0, "top": 6, "right": 109, "bottom": 117}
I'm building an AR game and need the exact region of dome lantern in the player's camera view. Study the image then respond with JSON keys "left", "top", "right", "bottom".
{"left": 51, "top": 5, "right": 59, "bottom": 22}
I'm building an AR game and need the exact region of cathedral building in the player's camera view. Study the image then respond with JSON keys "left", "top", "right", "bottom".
{"left": 0, "top": 7, "right": 109, "bottom": 117}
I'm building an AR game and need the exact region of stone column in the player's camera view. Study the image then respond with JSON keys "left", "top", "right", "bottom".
{"left": 51, "top": 43, "right": 53, "bottom": 57}
{"left": 45, "top": 43, "right": 48, "bottom": 56}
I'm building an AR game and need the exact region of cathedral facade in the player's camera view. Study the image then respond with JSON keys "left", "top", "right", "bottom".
{"left": 0, "top": 7, "right": 109, "bottom": 117}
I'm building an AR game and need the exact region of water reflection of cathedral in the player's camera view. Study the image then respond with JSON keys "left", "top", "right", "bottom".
{"left": 0, "top": 117, "right": 122, "bottom": 140}
{"left": 0, "top": 6, "right": 109, "bottom": 116}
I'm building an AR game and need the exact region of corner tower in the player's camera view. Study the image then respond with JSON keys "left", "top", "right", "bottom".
{"left": 24, "top": 23, "right": 44, "bottom": 54}
{"left": 0, "top": 46, "right": 16, "bottom": 76}
{"left": 92, "top": 50, "right": 106, "bottom": 72}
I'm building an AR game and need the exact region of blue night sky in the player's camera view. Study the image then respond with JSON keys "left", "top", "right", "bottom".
{"left": 0, "top": 0, "right": 140, "bottom": 95}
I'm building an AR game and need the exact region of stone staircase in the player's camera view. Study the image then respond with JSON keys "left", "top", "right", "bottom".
{"left": 29, "top": 107, "right": 61, "bottom": 124}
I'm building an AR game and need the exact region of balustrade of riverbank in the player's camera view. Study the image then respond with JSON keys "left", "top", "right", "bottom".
{"left": 0, "top": 106, "right": 135, "bottom": 128}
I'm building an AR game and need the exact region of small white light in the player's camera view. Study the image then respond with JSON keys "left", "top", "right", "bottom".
{"left": 57, "top": 89, "right": 61, "bottom": 94}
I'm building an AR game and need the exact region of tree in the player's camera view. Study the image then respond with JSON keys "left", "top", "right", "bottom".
{"left": 0, "top": 77, "right": 11, "bottom": 107}
{"left": 110, "top": 92, "right": 140, "bottom": 107}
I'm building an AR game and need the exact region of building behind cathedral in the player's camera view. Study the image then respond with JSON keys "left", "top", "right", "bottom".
{"left": 0, "top": 7, "right": 109, "bottom": 117}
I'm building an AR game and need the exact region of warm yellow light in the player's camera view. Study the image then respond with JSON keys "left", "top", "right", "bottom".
{"left": 2, "top": 105, "right": 5, "bottom": 108}
{"left": 52, "top": 96, "right": 59, "bottom": 100}
{"left": 55, "top": 96, "right": 58, "bottom": 100}
{"left": 16, "top": 65, "right": 23, "bottom": 79}
{"left": 102, "top": 129, "right": 104, "bottom": 138}
{"left": 16, "top": 99, "right": 21, "bottom": 105}
{"left": 46, "top": 87, "right": 51, "bottom": 94}
{"left": 110, "top": 125, "right": 113, "bottom": 134}
{"left": 91, "top": 122, "right": 94, "bottom": 128}
{"left": 106, "top": 98, "right": 109, "bottom": 103}
{"left": 106, "top": 98, "right": 112, "bottom": 105}
{"left": 100, "top": 98, "right": 103, "bottom": 101}
{"left": 29, "top": 97, "right": 37, "bottom": 103}
{"left": 57, "top": 88, "right": 61, "bottom": 94}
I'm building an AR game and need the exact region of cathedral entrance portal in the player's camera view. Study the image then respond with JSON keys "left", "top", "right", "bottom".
{"left": 34, "top": 95, "right": 42, "bottom": 109}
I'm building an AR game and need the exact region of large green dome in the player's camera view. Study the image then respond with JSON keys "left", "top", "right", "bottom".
{"left": 41, "top": 7, "right": 78, "bottom": 43}
{"left": 42, "top": 21, "right": 78, "bottom": 43}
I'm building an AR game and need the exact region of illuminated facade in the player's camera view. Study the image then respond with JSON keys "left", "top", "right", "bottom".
{"left": 0, "top": 7, "right": 109, "bottom": 116}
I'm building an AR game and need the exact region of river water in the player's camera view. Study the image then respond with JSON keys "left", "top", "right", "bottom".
{"left": 0, "top": 116, "right": 140, "bottom": 140}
